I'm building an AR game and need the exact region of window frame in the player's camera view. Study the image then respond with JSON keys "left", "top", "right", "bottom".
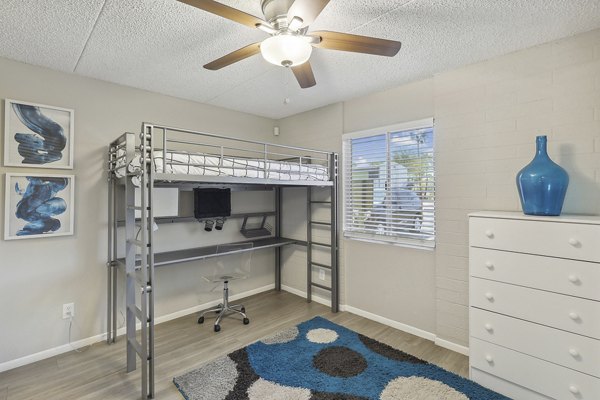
{"left": 342, "top": 118, "right": 435, "bottom": 250}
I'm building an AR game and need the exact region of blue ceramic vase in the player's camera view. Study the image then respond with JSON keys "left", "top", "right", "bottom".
{"left": 516, "top": 136, "right": 569, "bottom": 216}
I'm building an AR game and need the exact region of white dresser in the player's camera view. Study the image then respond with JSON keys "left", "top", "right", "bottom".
{"left": 468, "top": 212, "right": 600, "bottom": 400}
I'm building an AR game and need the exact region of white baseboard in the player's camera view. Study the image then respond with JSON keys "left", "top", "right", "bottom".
{"left": 435, "top": 337, "right": 469, "bottom": 356}
{"left": 278, "top": 286, "right": 468, "bottom": 356}
{"left": 280, "top": 284, "right": 331, "bottom": 308}
{"left": 0, "top": 284, "right": 275, "bottom": 373}
{"left": 342, "top": 305, "right": 469, "bottom": 356}
{"left": 342, "top": 305, "right": 436, "bottom": 342}
{"left": 0, "top": 331, "right": 108, "bottom": 374}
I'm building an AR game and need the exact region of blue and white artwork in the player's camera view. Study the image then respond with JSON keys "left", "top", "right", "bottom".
{"left": 4, "top": 174, "right": 74, "bottom": 240}
{"left": 4, "top": 99, "right": 74, "bottom": 169}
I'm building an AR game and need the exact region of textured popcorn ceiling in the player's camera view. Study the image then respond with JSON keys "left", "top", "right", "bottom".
{"left": 1, "top": 0, "right": 599, "bottom": 119}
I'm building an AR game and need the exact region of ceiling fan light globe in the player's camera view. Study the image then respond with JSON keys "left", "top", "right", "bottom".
{"left": 260, "top": 35, "right": 312, "bottom": 67}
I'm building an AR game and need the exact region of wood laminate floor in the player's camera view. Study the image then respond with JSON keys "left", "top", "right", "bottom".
{"left": 0, "top": 291, "right": 468, "bottom": 399}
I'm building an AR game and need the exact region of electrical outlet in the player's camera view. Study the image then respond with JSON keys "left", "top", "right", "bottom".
{"left": 62, "top": 303, "right": 75, "bottom": 319}
{"left": 319, "top": 268, "right": 325, "bottom": 281}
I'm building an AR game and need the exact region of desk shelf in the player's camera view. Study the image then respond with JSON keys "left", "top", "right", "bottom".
{"left": 116, "top": 211, "right": 276, "bottom": 227}
{"left": 118, "top": 237, "right": 296, "bottom": 268}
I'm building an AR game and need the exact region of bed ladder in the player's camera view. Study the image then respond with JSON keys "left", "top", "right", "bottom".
{"left": 124, "top": 127, "right": 155, "bottom": 399}
{"left": 306, "top": 158, "right": 339, "bottom": 312}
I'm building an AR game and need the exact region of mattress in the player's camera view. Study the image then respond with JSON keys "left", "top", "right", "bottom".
{"left": 115, "top": 150, "right": 329, "bottom": 182}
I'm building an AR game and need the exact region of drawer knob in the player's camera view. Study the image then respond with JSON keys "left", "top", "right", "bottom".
{"left": 569, "top": 385, "right": 580, "bottom": 395}
{"left": 485, "top": 292, "right": 494, "bottom": 301}
{"left": 485, "top": 355, "right": 493, "bottom": 363}
{"left": 485, "top": 261, "right": 494, "bottom": 270}
{"left": 485, "top": 230, "right": 494, "bottom": 238}
{"left": 569, "top": 348, "right": 580, "bottom": 358}
{"left": 568, "top": 275, "right": 580, "bottom": 284}
{"left": 569, "top": 312, "right": 580, "bottom": 321}
{"left": 568, "top": 238, "right": 580, "bottom": 247}
{"left": 484, "top": 323, "right": 493, "bottom": 332}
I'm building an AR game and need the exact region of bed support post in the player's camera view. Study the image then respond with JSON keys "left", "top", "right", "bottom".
{"left": 330, "top": 153, "right": 339, "bottom": 313}
{"left": 275, "top": 187, "right": 282, "bottom": 291}
{"left": 305, "top": 152, "right": 339, "bottom": 311}
{"left": 124, "top": 131, "right": 138, "bottom": 376}
{"left": 139, "top": 123, "right": 156, "bottom": 398}
{"left": 306, "top": 186, "right": 313, "bottom": 303}
{"left": 119, "top": 126, "right": 156, "bottom": 399}
{"left": 107, "top": 145, "right": 117, "bottom": 344}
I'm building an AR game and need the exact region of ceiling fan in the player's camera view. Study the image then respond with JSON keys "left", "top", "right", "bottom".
{"left": 178, "top": 0, "right": 402, "bottom": 89}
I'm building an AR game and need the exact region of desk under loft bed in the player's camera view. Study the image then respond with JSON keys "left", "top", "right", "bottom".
{"left": 105, "top": 123, "right": 339, "bottom": 399}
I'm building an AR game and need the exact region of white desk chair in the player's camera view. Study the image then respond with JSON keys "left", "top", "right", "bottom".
{"left": 197, "top": 243, "right": 252, "bottom": 332}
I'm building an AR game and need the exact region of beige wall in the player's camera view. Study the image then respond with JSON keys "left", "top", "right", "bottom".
{"left": 278, "top": 28, "right": 600, "bottom": 348}
{"left": 0, "top": 57, "right": 278, "bottom": 365}
{"left": 279, "top": 104, "right": 345, "bottom": 303}
{"left": 278, "top": 80, "right": 438, "bottom": 334}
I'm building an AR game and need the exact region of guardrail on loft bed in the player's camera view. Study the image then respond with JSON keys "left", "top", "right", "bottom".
{"left": 108, "top": 124, "right": 336, "bottom": 185}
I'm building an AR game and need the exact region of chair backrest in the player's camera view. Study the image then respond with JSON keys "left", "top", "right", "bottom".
{"left": 205, "top": 242, "right": 254, "bottom": 283}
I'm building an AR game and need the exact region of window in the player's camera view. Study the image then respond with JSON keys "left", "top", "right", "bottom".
{"left": 343, "top": 118, "right": 435, "bottom": 249}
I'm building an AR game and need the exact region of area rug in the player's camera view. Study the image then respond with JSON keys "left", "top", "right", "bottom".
{"left": 173, "top": 316, "right": 508, "bottom": 400}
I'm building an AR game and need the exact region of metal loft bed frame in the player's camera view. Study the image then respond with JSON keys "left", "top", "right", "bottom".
{"left": 106, "top": 123, "right": 339, "bottom": 399}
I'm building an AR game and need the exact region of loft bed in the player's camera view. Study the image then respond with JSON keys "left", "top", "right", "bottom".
{"left": 106, "top": 123, "right": 339, "bottom": 399}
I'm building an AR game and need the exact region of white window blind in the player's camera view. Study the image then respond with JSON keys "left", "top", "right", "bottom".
{"left": 343, "top": 119, "right": 435, "bottom": 248}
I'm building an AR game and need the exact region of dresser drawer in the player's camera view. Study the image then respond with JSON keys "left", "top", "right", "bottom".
{"left": 471, "top": 368, "right": 554, "bottom": 400}
{"left": 471, "top": 338, "right": 600, "bottom": 400}
{"left": 471, "top": 308, "right": 600, "bottom": 377}
{"left": 470, "top": 217, "right": 600, "bottom": 262}
{"left": 470, "top": 247, "right": 600, "bottom": 301}
{"left": 470, "top": 277, "right": 600, "bottom": 338}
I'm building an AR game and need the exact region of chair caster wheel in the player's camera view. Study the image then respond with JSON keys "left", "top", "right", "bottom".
{"left": 243, "top": 318, "right": 250, "bottom": 325}
{"left": 214, "top": 324, "right": 221, "bottom": 332}
{"left": 198, "top": 316, "right": 204, "bottom": 324}
{"left": 240, "top": 307, "right": 245, "bottom": 313}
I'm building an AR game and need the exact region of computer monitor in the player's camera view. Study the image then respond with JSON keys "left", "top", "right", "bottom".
{"left": 193, "top": 188, "right": 231, "bottom": 219}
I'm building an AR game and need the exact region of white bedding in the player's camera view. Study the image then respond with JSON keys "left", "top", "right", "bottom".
{"left": 116, "top": 151, "right": 329, "bottom": 182}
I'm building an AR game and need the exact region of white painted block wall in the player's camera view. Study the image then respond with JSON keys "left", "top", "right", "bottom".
{"left": 434, "top": 28, "right": 600, "bottom": 346}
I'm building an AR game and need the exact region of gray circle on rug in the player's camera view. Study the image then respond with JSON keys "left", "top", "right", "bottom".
{"left": 261, "top": 326, "right": 300, "bottom": 344}
{"left": 173, "top": 355, "right": 238, "bottom": 400}
{"left": 248, "top": 378, "right": 312, "bottom": 400}
{"left": 307, "top": 328, "right": 339, "bottom": 344}
{"left": 313, "top": 346, "right": 368, "bottom": 377}
{"left": 379, "top": 376, "right": 469, "bottom": 400}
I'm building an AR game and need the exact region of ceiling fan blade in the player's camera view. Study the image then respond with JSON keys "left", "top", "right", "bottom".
{"left": 204, "top": 42, "right": 262, "bottom": 70}
{"left": 287, "top": 0, "right": 330, "bottom": 27}
{"left": 291, "top": 62, "right": 316, "bottom": 89}
{"left": 311, "top": 30, "right": 401, "bottom": 57}
{"left": 178, "top": 0, "right": 268, "bottom": 29}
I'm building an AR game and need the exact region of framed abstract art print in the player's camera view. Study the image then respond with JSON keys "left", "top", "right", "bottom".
{"left": 4, "top": 173, "right": 75, "bottom": 240}
{"left": 4, "top": 99, "right": 74, "bottom": 169}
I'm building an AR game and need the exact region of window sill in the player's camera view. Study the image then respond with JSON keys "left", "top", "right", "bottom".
{"left": 343, "top": 233, "right": 435, "bottom": 251}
